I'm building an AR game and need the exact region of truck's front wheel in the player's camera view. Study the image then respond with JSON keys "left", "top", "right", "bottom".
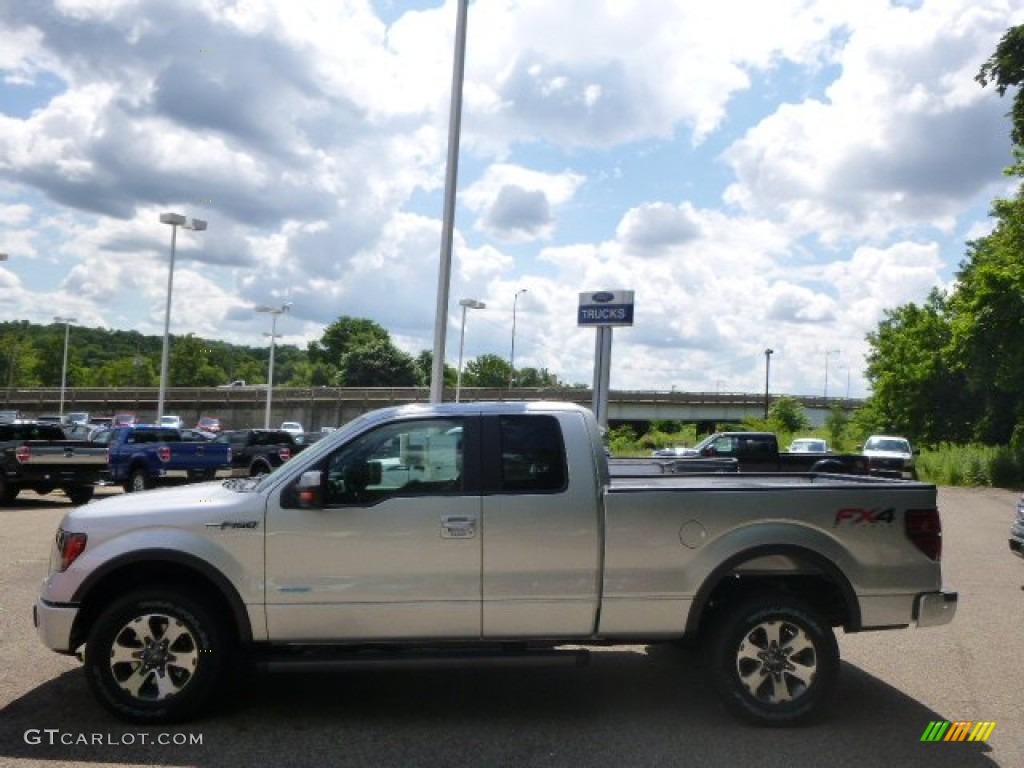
{"left": 706, "top": 594, "right": 838, "bottom": 726}
{"left": 84, "top": 590, "right": 226, "bottom": 723}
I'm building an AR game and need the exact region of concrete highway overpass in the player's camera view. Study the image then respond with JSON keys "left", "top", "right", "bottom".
{"left": 2, "top": 386, "right": 864, "bottom": 431}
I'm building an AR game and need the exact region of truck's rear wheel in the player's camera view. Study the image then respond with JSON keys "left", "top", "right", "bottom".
{"left": 65, "top": 486, "right": 95, "bottom": 505}
{"left": 84, "top": 590, "right": 226, "bottom": 723}
{"left": 125, "top": 469, "right": 152, "bottom": 493}
{"left": 248, "top": 461, "right": 271, "bottom": 477}
{"left": 705, "top": 593, "right": 838, "bottom": 726}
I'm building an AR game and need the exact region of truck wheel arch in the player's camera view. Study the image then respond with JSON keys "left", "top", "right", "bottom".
{"left": 686, "top": 544, "right": 861, "bottom": 637}
{"left": 68, "top": 551, "right": 253, "bottom": 652}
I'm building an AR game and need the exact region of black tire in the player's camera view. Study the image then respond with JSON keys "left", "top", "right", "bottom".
{"left": 65, "top": 486, "right": 95, "bottom": 505}
{"left": 125, "top": 469, "right": 152, "bottom": 493}
{"left": 705, "top": 593, "right": 838, "bottom": 726}
{"left": 84, "top": 590, "right": 226, "bottom": 724}
{"left": 248, "top": 460, "right": 271, "bottom": 477}
{"left": 0, "top": 476, "right": 18, "bottom": 504}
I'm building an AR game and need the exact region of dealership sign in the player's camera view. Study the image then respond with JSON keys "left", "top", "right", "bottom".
{"left": 578, "top": 290, "right": 634, "bottom": 327}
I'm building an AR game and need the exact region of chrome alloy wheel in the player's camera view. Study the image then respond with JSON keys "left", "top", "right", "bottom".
{"left": 735, "top": 618, "right": 817, "bottom": 704}
{"left": 109, "top": 613, "right": 200, "bottom": 701}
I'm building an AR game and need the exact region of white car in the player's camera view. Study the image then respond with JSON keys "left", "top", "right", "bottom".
{"left": 280, "top": 421, "right": 304, "bottom": 435}
{"left": 788, "top": 438, "right": 829, "bottom": 453}
{"left": 862, "top": 435, "right": 917, "bottom": 479}
{"left": 158, "top": 415, "right": 183, "bottom": 429}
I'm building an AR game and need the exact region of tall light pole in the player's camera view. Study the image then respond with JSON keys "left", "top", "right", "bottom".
{"left": 824, "top": 348, "right": 840, "bottom": 400}
{"left": 455, "top": 298, "right": 485, "bottom": 402}
{"left": 54, "top": 316, "right": 76, "bottom": 420}
{"left": 157, "top": 213, "right": 207, "bottom": 420}
{"left": 764, "top": 348, "right": 774, "bottom": 419}
{"left": 508, "top": 288, "right": 527, "bottom": 389}
{"left": 429, "top": 0, "right": 470, "bottom": 404}
{"left": 255, "top": 302, "right": 292, "bottom": 429}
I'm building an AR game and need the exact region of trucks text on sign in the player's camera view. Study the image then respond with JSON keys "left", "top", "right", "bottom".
{"left": 577, "top": 290, "right": 635, "bottom": 327}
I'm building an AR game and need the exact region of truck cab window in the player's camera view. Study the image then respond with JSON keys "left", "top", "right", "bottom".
{"left": 498, "top": 415, "right": 566, "bottom": 493}
{"left": 322, "top": 418, "right": 464, "bottom": 506}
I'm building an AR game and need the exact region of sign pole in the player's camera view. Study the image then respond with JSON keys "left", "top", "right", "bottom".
{"left": 578, "top": 289, "right": 633, "bottom": 430}
{"left": 592, "top": 326, "right": 613, "bottom": 429}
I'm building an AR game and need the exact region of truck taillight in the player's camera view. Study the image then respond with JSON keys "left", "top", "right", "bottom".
{"left": 16, "top": 445, "right": 30, "bottom": 463}
{"left": 279, "top": 447, "right": 291, "bottom": 462}
{"left": 157, "top": 446, "right": 171, "bottom": 463}
{"left": 56, "top": 529, "right": 88, "bottom": 572}
{"left": 906, "top": 508, "right": 942, "bottom": 561}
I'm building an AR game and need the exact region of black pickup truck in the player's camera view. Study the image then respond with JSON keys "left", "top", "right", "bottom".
{"left": 0, "top": 422, "right": 107, "bottom": 505}
{"left": 212, "top": 429, "right": 302, "bottom": 477}
{"left": 671, "top": 431, "right": 869, "bottom": 474}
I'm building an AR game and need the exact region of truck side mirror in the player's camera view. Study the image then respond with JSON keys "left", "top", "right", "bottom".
{"left": 296, "top": 470, "right": 324, "bottom": 509}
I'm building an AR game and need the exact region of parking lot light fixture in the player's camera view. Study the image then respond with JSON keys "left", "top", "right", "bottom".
{"left": 456, "top": 298, "right": 485, "bottom": 402}
{"left": 509, "top": 288, "right": 527, "bottom": 388}
{"left": 157, "top": 213, "right": 207, "bottom": 420}
{"left": 255, "top": 302, "right": 292, "bottom": 429}
{"left": 54, "top": 316, "right": 77, "bottom": 419}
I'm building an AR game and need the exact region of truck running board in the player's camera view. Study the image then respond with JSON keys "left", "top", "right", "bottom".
{"left": 252, "top": 647, "right": 591, "bottom": 674}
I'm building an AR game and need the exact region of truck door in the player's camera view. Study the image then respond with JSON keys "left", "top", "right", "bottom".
{"left": 480, "top": 413, "right": 602, "bottom": 638}
{"left": 264, "top": 416, "right": 482, "bottom": 641}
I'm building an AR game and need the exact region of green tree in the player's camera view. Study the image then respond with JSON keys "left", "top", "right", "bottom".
{"left": 415, "top": 350, "right": 455, "bottom": 388}
{"left": 824, "top": 405, "right": 850, "bottom": 450}
{"left": 338, "top": 338, "right": 419, "bottom": 386}
{"left": 169, "top": 334, "right": 227, "bottom": 387}
{"left": 767, "top": 396, "right": 810, "bottom": 434}
{"left": 309, "top": 317, "right": 391, "bottom": 366}
{"left": 464, "top": 354, "right": 512, "bottom": 387}
{"left": 86, "top": 356, "right": 158, "bottom": 387}
{"left": 977, "top": 24, "right": 1024, "bottom": 146}
{"left": 864, "top": 290, "right": 970, "bottom": 443}
{"left": 515, "top": 366, "right": 561, "bottom": 387}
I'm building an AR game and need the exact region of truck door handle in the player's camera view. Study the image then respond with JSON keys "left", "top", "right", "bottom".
{"left": 441, "top": 516, "right": 477, "bottom": 539}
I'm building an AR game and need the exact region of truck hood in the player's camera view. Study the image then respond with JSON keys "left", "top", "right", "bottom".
{"left": 62, "top": 480, "right": 261, "bottom": 532}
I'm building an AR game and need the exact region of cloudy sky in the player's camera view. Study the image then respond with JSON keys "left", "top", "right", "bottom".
{"left": 1, "top": 0, "right": 1021, "bottom": 398}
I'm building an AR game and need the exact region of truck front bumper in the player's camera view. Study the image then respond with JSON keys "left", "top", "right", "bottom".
{"left": 34, "top": 598, "right": 80, "bottom": 653}
{"left": 913, "top": 589, "right": 958, "bottom": 628}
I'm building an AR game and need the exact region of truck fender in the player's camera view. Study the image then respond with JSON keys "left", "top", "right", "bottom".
{"left": 685, "top": 542, "right": 861, "bottom": 636}
{"left": 69, "top": 546, "right": 255, "bottom": 649}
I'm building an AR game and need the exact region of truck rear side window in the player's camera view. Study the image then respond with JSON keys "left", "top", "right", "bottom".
{"left": 498, "top": 415, "right": 567, "bottom": 493}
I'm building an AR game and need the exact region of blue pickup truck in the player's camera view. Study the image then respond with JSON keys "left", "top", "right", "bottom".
{"left": 92, "top": 426, "right": 232, "bottom": 492}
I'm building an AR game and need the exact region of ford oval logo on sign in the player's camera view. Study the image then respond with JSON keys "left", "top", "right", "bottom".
{"left": 578, "top": 289, "right": 634, "bottom": 327}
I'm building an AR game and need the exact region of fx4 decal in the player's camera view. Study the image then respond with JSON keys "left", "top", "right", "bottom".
{"left": 834, "top": 507, "right": 896, "bottom": 525}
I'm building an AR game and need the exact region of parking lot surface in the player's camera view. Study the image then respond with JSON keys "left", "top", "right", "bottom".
{"left": 1, "top": 485, "right": 1021, "bottom": 767}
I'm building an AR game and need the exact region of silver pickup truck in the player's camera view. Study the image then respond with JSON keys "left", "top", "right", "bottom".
{"left": 34, "top": 401, "right": 957, "bottom": 726}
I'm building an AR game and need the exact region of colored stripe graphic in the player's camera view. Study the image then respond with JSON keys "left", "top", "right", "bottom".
{"left": 968, "top": 722, "right": 997, "bottom": 742}
{"left": 921, "top": 721, "right": 996, "bottom": 743}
